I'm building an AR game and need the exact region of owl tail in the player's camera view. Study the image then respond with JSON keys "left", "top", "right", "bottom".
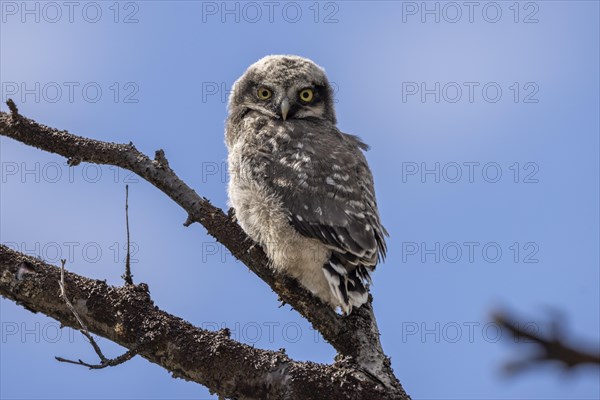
{"left": 322, "top": 254, "right": 371, "bottom": 315}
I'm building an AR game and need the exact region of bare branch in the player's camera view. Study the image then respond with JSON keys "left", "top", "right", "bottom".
{"left": 6, "top": 98, "right": 19, "bottom": 115}
{"left": 55, "top": 350, "right": 138, "bottom": 370}
{"left": 122, "top": 184, "right": 134, "bottom": 285}
{"left": 493, "top": 311, "right": 600, "bottom": 374}
{"left": 0, "top": 101, "right": 408, "bottom": 396}
{"left": 56, "top": 258, "right": 139, "bottom": 369}
{"left": 0, "top": 245, "right": 403, "bottom": 400}
{"left": 58, "top": 259, "right": 93, "bottom": 342}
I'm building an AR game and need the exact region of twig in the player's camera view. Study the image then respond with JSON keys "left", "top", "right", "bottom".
{"left": 56, "top": 259, "right": 139, "bottom": 369}
{"left": 493, "top": 311, "right": 600, "bottom": 374}
{"left": 55, "top": 350, "right": 138, "bottom": 370}
{"left": 6, "top": 98, "right": 19, "bottom": 116}
{"left": 122, "top": 184, "right": 133, "bottom": 285}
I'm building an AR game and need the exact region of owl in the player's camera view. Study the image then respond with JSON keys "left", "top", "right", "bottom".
{"left": 225, "top": 55, "right": 387, "bottom": 315}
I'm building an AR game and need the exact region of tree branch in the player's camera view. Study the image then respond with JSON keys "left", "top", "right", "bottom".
{"left": 493, "top": 311, "right": 600, "bottom": 374}
{"left": 56, "top": 258, "right": 140, "bottom": 369}
{"left": 1, "top": 245, "right": 397, "bottom": 399}
{"left": 122, "top": 184, "right": 134, "bottom": 285}
{"left": 0, "top": 101, "right": 408, "bottom": 398}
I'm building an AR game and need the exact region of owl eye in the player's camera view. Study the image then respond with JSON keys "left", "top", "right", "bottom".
{"left": 257, "top": 87, "right": 272, "bottom": 100}
{"left": 299, "top": 88, "right": 314, "bottom": 103}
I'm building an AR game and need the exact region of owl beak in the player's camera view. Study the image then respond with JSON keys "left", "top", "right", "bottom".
{"left": 280, "top": 98, "right": 290, "bottom": 121}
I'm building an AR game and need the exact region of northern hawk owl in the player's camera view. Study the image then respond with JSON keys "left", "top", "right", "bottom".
{"left": 225, "top": 55, "right": 387, "bottom": 314}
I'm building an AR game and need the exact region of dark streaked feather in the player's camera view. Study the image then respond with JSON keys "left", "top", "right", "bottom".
{"left": 256, "top": 118, "right": 388, "bottom": 269}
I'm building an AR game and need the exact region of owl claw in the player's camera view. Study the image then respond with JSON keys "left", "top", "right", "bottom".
{"left": 227, "top": 207, "right": 237, "bottom": 222}
{"left": 246, "top": 242, "right": 257, "bottom": 253}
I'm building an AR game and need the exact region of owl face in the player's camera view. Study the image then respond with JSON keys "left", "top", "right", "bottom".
{"left": 228, "top": 55, "right": 337, "bottom": 124}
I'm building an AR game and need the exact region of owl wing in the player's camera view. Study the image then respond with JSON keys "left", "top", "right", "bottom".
{"left": 265, "top": 123, "right": 387, "bottom": 269}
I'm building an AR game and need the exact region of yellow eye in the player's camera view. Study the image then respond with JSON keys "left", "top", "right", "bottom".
{"left": 299, "top": 88, "right": 314, "bottom": 103}
{"left": 257, "top": 87, "right": 272, "bottom": 100}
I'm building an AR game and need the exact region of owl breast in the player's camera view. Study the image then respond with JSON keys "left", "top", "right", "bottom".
{"left": 227, "top": 115, "right": 336, "bottom": 306}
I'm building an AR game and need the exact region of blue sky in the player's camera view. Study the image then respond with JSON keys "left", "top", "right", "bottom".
{"left": 1, "top": 1, "right": 599, "bottom": 399}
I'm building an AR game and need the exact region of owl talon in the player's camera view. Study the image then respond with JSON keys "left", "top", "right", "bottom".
{"left": 227, "top": 207, "right": 237, "bottom": 222}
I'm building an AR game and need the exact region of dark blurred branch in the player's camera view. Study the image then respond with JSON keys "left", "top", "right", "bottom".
{"left": 493, "top": 311, "right": 600, "bottom": 374}
{"left": 0, "top": 100, "right": 408, "bottom": 399}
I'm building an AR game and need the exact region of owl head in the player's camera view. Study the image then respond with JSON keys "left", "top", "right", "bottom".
{"left": 228, "top": 55, "right": 337, "bottom": 124}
